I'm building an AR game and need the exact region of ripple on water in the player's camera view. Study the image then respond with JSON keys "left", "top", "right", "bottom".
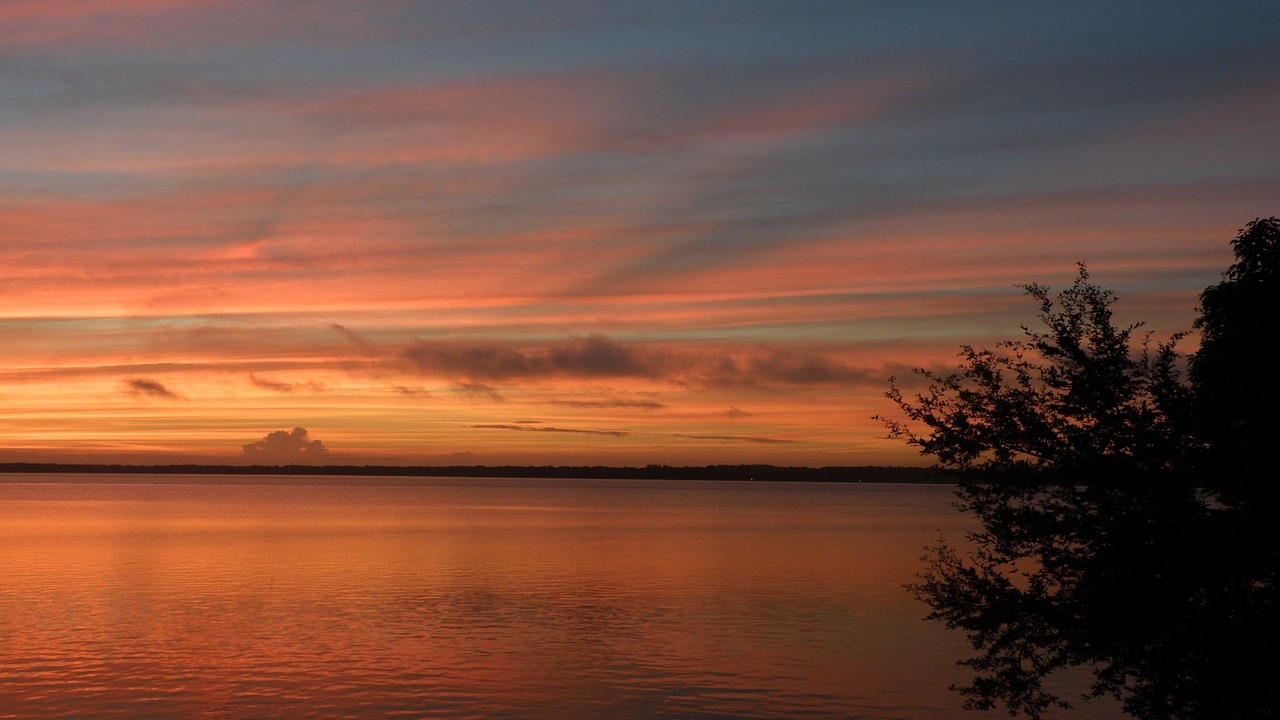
{"left": 0, "top": 479, "right": 1120, "bottom": 719}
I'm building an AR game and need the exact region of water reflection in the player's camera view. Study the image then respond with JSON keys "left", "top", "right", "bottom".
{"left": 0, "top": 477, "right": 1110, "bottom": 718}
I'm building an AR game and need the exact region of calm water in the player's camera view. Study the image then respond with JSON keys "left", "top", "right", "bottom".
{"left": 0, "top": 475, "right": 1120, "bottom": 719}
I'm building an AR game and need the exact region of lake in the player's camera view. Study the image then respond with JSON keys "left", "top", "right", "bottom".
{"left": 0, "top": 475, "right": 1121, "bottom": 718}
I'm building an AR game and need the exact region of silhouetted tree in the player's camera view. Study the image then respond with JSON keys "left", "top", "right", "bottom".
{"left": 1191, "top": 217, "right": 1280, "bottom": 503}
{"left": 881, "top": 227, "right": 1279, "bottom": 719}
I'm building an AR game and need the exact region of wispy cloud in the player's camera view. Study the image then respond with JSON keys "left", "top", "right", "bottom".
{"left": 403, "top": 335, "right": 659, "bottom": 381}
{"left": 124, "top": 377, "right": 183, "bottom": 399}
{"left": 399, "top": 334, "right": 887, "bottom": 390}
{"left": 452, "top": 382, "right": 504, "bottom": 403}
{"left": 330, "top": 323, "right": 377, "bottom": 354}
{"left": 697, "top": 349, "right": 880, "bottom": 388}
{"left": 0, "top": 2, "right": 1270, "bottom": 466}
{"left": 675, "top": 433, "right": 798, "bottom": 445}
{"left": 471, "top": 424, "right": 630, "bottom": 438}
{"left": 250, "top": 375, "right": 324, "bottom": 393}
{"left": 549, "top": 397, "right": 665, "bottom": 410}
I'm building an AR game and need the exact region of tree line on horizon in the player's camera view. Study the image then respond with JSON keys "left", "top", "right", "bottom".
{"left": 0, "top": 462, "right": 951, "bottom": 483}
{"left": 880, "top": 218, "right": 1279, "bottom": 719}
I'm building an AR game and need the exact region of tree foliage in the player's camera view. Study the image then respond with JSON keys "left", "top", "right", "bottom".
{"left": 880, "top": 221, "right": 1280, "bottom": 719}
{"left": 1191, "top": 217, "right": 1280, "bottom": 501}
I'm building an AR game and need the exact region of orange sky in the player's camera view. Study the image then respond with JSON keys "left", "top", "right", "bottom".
{"left": 1, "top": 2, "right": 1275, "bottom": 466}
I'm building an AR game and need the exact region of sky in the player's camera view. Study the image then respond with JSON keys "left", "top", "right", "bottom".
{"left": 1, "top": 1, "right": 1276, "bottom": 467}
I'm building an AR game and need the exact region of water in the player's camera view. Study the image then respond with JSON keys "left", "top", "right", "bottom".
{"left": 0, "top": 475, "right": 1119, "bottom": 719}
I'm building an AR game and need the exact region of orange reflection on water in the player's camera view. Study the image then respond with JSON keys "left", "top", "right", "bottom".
{"left": 0, "top": 477, "right": 1115, "bottom": 719}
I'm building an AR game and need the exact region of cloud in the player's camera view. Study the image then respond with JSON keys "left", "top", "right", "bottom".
{"left": 469, "top": 423, "right": 792, "bottom": 444}
{"left": 250, "top": 375, "right": 324, "bottom": 393}
{"left": 698, "top": 349, "right": 879, "bottom": 388}
{"left": 124, "top": 377, "right": 183, "bottom": 399}
{"left": 402, "top": 334, "right": 660, "bottom": 381}
{"left": 550, "top": 397, "right": 665, "bottom": 410}
{"left": 722, "top": 407, "right": 752, "bottom": 418}
{"left": 399, "top": 334, "right": 891, "bottom": 390}
{"left": 0, "top": 359, "right": 372, "bottom": 384}
{"left": 330, "top": 323, "right": 377, "bottom": 354}
{"left": 471, "top": 424, "right": 630, "bottom": 438}
{"left": 242, "top": 427, "right": 329, "bottom": 463}
{"left": 675, "top": 433, "right": 798, "bottom": 445}
{"left": 452, "top": 382, "right": 504, "bottom": 402}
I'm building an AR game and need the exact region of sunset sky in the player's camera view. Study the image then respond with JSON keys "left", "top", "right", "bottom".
{"left": 1, "top": 1, "right": 1276, "bottom": 466}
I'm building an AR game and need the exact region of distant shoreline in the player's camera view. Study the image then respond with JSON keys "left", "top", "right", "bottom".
{"left": 0, "top": 463, "right": 949, "bottom": 483}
